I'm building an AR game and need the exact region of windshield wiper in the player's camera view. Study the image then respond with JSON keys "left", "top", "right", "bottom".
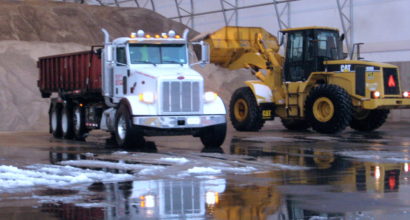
{"left": 133, "top": 60, "right": 157, "bottom": 66}
{"left": 163, "top": 60, "right": 184, "bottom": 66}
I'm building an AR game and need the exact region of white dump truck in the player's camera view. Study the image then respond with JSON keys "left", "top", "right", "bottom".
{"left": 38, "top": 29, "right": 227, "bottom": 148}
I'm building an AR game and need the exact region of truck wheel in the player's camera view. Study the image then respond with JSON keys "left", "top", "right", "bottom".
{"left": 115, "top": 104, "right": 145, "bottom": 148}
{"left": 350, "top": 109, "right": 390, "bottom": 131}
{"left": 281, "top": 118, "right": 310, "bottom": 131}
{"left": 50, "top": 103, "right": 63, "bottom": 138}
{"left": 61, "top": 103, "right": 74, "bottom": 139}
{"left": 229, "top": 87, "right": 265, "bottom": 131}
{"left": 72, "top": 106, "right": 87, "bottom": 141}
{"left": 199, "top": 123, "right": 227, "bottom": 148}
{"left": 305, "top": 84, "right": 352, "bottom": 134}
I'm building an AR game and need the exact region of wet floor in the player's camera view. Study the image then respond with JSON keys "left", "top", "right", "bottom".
{"left": 1, "top": 122, "right": 410, "bottom": 220}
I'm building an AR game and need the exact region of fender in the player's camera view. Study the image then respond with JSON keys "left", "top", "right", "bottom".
{"left": 244, "top": 80, "right": 273, "bottom": 104}
{"left": 119, "top": 96, "right": 157, "bottom": 116}
{"left": 203, "top": 96, "right": 226, "bottom": 115}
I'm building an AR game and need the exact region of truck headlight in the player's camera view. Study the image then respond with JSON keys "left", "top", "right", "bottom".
{"left": 204, "top": 91, "right": 218, "bottom": 103}
{"left": 139, "top": 92, "right": 155, "bottom": 104}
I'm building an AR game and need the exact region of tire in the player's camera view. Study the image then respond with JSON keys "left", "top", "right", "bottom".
{"left": 61, "top": 103, "right": 74, "bottom": 139}
{"left": 305, "top": 84, "right": 352, "bottom": 134}
{"left": 281, "top": 118, "right": 310, "bottom": 131}
{"left": 229, "top": 87, "right": 265, "bottom": 131}
{"left": 199, "top": 123, "right": 227, "bottom": 148}
{"left": 350, "top": 109, "right": 390, "bottom": 131}
{"left": 72, "top": 105, "right": 87, "bottom": 141}
{"left": 50, "top": 103, "right": 63, "bottom": 138}
{"left": 115, "top": 104, "right": 145, "bottom": 148}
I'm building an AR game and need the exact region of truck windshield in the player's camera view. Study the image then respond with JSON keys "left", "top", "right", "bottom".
{"left": 129, "top": 44, "right": 187, "bottom": 65}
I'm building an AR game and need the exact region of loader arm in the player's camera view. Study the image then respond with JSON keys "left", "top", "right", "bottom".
{"left": 203, "top": 26, "right": 285, "bottom": 102}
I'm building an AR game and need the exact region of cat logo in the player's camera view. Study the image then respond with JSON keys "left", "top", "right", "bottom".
{"left": 340, "top": 64, "right": 351, "bottom": 72}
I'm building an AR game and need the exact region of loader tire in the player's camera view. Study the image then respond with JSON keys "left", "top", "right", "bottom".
{"left": 350, "top": 109, "right": 390, "bottom": 131}
{"left": 229, "top": 87, "right": 265, "bottom": 131}
{"left": 50, "top": 103, "right": 63, "bottom": 138}
{"left": 199, "top": 123, "right": 227, "bottom": 148}
{"left": 281, "top": 118, "right": 310, "bottom": 131}
{"left": 115, "top": 104, "right": 145, "bottom": 148}
{"left": 305, "top": 84, "right": 352, "bottom": 134}
{"left": 72, "top": 105, "right": 87, "bottom": 141}
{"left": 61, "top": 103, "right": 74, "bottom": 139}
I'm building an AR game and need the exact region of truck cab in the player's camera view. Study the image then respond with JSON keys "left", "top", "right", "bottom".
{"left": 281, "top": 27, "right": 344, "bottom": 82}
{"left": 100, "top": 29, "right": 227, "bottom": 148}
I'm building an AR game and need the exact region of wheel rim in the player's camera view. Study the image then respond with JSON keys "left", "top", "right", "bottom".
{"left": 73, "top": 108, "right": 81, "bottom": 132}
{"left": 117, "top": 115, "right": 127, "bottom": 140}
{"left": 51, "top": 110, "right": 58, "bottom": 132}
{"left": 234, "top": 98, "right": 248, "bottom": 122}
{"left": 313, "top": 97, "right": 334, "bottom": 122}
{"left": 62, "top": 109, "right": 68, "bottom": 134}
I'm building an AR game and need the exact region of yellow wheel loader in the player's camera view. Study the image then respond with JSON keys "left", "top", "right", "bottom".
{"left": 202, "top": 26, "right": 410, "bottom": 133}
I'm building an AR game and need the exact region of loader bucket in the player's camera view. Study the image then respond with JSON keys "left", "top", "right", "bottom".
{"left": 202, "top": 26, "right": 280, "bottom": 68}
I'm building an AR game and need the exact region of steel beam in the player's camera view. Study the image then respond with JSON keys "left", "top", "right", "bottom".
{"left": 336, "top": 0, "right": 354, "bottom": 53}
{"left": 273, "top": 0, "right": 291, "bottom": 30}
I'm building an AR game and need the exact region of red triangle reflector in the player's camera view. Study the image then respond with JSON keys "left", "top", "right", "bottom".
{"left": 388, "top": 75, "right": 396, "bottom": 87}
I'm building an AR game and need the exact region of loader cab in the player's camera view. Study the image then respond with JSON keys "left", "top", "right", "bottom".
{"left": 281, "top": 27, "right": 344, "bottom": 82}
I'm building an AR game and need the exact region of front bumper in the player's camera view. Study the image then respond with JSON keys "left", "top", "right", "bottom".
{"left": 133, "top": 115, "right": 226, "bottom": 129}
{"left": 362, "top": 98, "right": 410, "bottom": 109}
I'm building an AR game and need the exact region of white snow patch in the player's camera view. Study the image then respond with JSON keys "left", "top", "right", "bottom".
{"left": 75, "top": 203, "right": 109, "bottom": 208}
{"left": 60, "top": 160, "right": 163, "bottom": 171}
{"left": 33, "top": 195, "right": 83, "bottom": 203}
{"left": 218, "top": 166, "right": 257, "bottom": 173}
{"left": 187, "top": 167, "right": 222, "bottom": 175}
{"left": 269, "top": 163, "right": 310, "bottom": 170}
{"left": 0, "top": 164, "right": 133, "bottom": 192}
{"left": 138, "top": 166, "right": 165, "bottom": 175}
{"left": 82, "top": 152, "right": 95, "bottom": 157}
{"left": 113, "top": 151, "right": 129, "bottom": 155}
{"left": 159, "top": 157, "right": 189, "bottom": 164}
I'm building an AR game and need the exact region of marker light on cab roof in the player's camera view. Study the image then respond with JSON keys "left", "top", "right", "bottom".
{"left": 137, "top": 30, "right": 144, "bottom": 37}
{"left": 168, "top": 30, "right": 176, "bottom": 38}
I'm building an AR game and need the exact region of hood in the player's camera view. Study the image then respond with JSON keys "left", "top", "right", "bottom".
{"left": 130, "top": 64, "right": 203, "bottom": 80}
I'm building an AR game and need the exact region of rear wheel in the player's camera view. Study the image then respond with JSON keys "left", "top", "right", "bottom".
{"left": 199, "top": 123, "right": 227, "bottom": 148}
{"left": 50, "top": 103, "right": 62, "bottom": 138}
{"left": 281, "top": 118, "right": 310, "bottom": 131}
{"left": 229, "top": 87, "right": 265, "bottom": 131}
{"left": 61, "top": 103, "right": 74, "bottom": 139}
{"left": 305, "top": 84, "right": 352, "bottom": 134}
{"left": 72, "top": 106, "right": 87, "bottom": 141}
{"left": 350, "top": 109, "right": 390, "bottom": 131}
{"left": 115, "top": 104, "right": 145, "bottom": 148}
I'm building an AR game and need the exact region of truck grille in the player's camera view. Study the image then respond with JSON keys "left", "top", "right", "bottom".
{"left": 162, "top": 81, "right": 201, "bottom": 113}
{"left": 383, "top": 68, "right": 400, "bottom": 95}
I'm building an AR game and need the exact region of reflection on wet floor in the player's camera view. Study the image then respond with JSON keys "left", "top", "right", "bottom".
{"left": 3, "top": 126, "right": 410, "bottom": 219}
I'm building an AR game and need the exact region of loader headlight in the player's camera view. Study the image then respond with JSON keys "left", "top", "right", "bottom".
{"left": 204, "top": 91, "right": 218, "bottom": 103}
{"left": 371, "top": 91, "right": 381, "bottom": 99}
{"left": 403, "top": 91, "right": 409, "bottom": 98}
{"left": 139, "top": 92, "right": 155, "bottom": 104}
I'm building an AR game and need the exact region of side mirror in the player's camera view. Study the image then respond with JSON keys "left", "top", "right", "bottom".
{"left": 340, "top": 33, "right": 345, "bottom": 42}
{"left": 190, "top": 41, "right": 210, "bottom": 67}
{"left": 200, "top": 41, "right": 210, "bottom": 66}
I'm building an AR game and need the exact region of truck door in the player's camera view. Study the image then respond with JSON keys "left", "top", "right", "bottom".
{"left": 113, "top": 46, "right": 129, "bottom": 99}
{"left": 283, "top": 30, "right": 316, "bottom": 82}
